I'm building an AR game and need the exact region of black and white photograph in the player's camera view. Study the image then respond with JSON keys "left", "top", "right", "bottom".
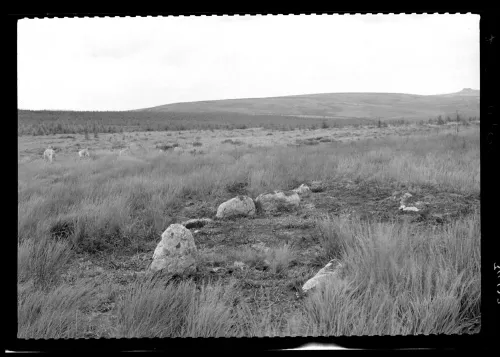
{"left": 17, "top": 13, "right": 483, "bottom": 343}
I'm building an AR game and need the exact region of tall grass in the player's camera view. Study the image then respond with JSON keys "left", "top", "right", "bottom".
{"left": 18, "top": 127, "right": 479, "bottom": 253}
{"left": 18, "top": 283, "right": 95, "bottom": 339}
{"left": 265, "top": 243, "right": 297, "bottom": 274}
{"left": 18, "top": 211, "right": 480, "bottom": 338}
{"left": 115, "top": 278, "right": 237, "bottom": 337}
{"left": 18, "top": 237, "right": 73, "bottom": 290}
{"left": 296, "top": 211, "right": 481, "bottom": 336}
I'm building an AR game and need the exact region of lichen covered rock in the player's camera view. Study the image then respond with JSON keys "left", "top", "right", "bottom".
{"left": 216, "top": 195, "right": 256, "bottom": 219}
{"left": 150, "top": 224, "right": 197, "bottom": 273}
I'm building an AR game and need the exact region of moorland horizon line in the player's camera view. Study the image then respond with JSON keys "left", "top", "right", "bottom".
{"left": 18, "top": 87, "right": 479, "bottom": 113}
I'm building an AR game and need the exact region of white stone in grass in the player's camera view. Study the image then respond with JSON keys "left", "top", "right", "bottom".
{"left": 400, "top": 206, "right": 420, "bottom": 212}
{"left": 150, "top": 224, "right": 197, "bottom": 274}
{"left": 233, "top": 261, "right": 247, "bottom": 270}
{"left": 78, "top": 148, "right": 90, "bottom": 158}
{"left": 43, "top": 147, "right": 56, "bottom": 163}
{"left": 398, "top": 193, "right": 421, "bottom": 212}
{"left": 292, "top": 184, "right": 312, "bottom": 196}
{"left": 302, "top": 259, "right": 345, "bottom": 293}
{"left": 216, "top": 196, "right": 256, "bottom": 219}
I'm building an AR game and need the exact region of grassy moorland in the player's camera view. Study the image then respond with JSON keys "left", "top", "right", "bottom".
{"left": 17, "top": 122, "right": 480, "bottom": 338}
{"left": 140, "top": 89, "right": 480, "bottom": 120}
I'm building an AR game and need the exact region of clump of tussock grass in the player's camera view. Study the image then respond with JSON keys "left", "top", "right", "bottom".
{"left": 264, "top": 243, "right": 297, "bottom": 274}
{"left": 295, "top": 212, "right": 480, "bottom": 335}
{"left": 231, "top": 293, "right": 294, "bottom": 337}
{"left": 225, "top": 180, "right": 249, "bottom": 195}
{"left": 115, "top": 278, "right": 238, "bottom": 338}
{"left": 17, "top": 282, "right": 95, "bottom": 339}
{"left": 49, "top": 219, "right": 75, "bottom": 240}
{"left": 18, "top": 237, "right": 74, "bottom": 290}
{"left": 315, "top": 215, "right": 353, "bottom": 261}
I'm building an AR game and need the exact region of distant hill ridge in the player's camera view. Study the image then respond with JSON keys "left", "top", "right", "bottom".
{"left": 138, "top": 88, "right": 479, "bottom": 120}
{"left": 436, "top": 88, "right": 479, "bottom": 97}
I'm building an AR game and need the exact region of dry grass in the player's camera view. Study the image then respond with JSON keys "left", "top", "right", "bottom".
{"left": 265, "top": 244, "right": 297, "bottom": 275}
{"left": 297, "top": 212, "right": 480, "bottom": 336}
{"left": 18, "top": 127, "right": 479, "bottom": 254}
{"left": 116, "top": 278, "right": 237, "bottom": 338}
{"left": 17, "top": 212, "right": 480, "bottom": 337}
{"left": 17, "top": 124, "right": 480, "bottom": 338}
{"left": 17, "top": 283, "right": 95, "bottom": 339}
{"left": 18, "top": 237, "right": 74, "bottom": 290}
{"left": 108, "top": 211, "right": 480, "bottom": 337}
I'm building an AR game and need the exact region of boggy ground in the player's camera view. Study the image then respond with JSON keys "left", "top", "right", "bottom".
{"left": 51, "top": 177, "right": 479, "bottom": 337}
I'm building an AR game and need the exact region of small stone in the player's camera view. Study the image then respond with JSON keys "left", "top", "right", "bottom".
{"left": 233, "top": 261, "right": 247, "bottom": 270}
{"left": 292, "top": 184, "right": 311, "bottom": 196}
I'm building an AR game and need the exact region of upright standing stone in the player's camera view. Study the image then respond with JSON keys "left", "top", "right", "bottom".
{"left": 150, "top": 224, "right": 197, "bottom": 273}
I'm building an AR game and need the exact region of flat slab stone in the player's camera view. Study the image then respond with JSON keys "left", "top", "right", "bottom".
{"left": 302, "top": 259, "right": 345, "bottom": 292}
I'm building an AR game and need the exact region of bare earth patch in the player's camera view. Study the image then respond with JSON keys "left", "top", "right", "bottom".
{"left": 48, "top": 175, "right": 479, "bottom": 337}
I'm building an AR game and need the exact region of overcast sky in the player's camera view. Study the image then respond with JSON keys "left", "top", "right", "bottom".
{"left": 18, "top": 14, "right": 480, "bottom": 111}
